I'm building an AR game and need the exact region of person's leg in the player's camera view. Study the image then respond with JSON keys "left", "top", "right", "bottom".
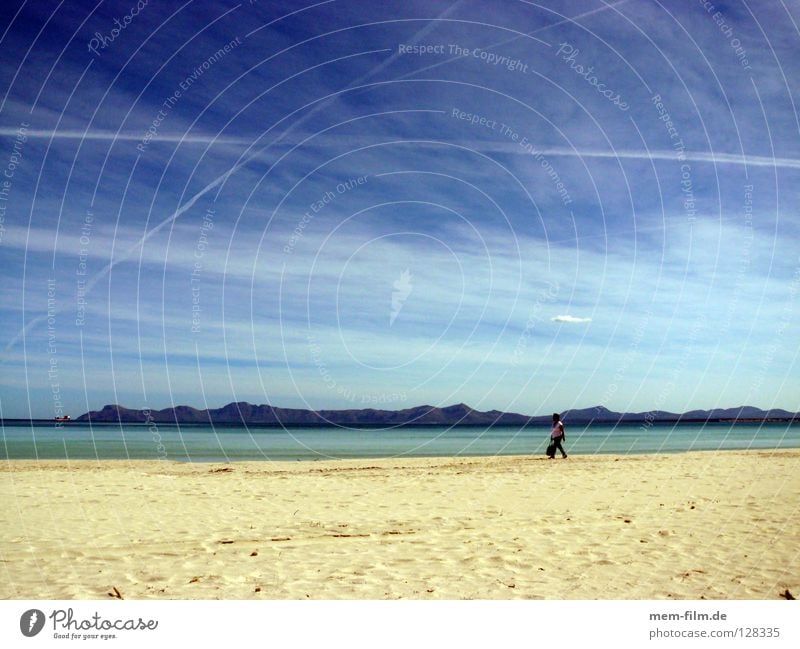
{"left": 557, "top": 438, "right": 567, "bottom": 458}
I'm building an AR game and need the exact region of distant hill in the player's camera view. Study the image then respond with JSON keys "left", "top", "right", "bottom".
{"left": 73, "top": 402, "right": 800, "bottom": 426}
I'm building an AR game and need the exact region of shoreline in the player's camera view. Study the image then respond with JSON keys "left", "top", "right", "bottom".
{"left": 2, "top": 450, "right": 799, "bottom": 599}
{"left": 3, "top": 444, "right": 800, "bottom": 464}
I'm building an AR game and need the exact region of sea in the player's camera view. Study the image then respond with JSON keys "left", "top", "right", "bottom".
{"left": 1, "top": 421, "right": 799, "bottom": 462}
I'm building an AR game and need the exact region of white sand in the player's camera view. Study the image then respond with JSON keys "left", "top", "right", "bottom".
{"left": 1, "top": 450, "right": 798, "bottom": 599}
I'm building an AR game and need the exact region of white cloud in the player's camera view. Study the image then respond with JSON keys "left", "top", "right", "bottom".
{"left": 551, "top": 315, "right": 592, "bottom": 323}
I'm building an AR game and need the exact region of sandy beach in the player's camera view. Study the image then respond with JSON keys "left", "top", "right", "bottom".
{"left": 2, "top": 450, "right": 798, "bottom": 600}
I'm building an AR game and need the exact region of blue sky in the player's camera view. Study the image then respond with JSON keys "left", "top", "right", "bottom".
{"left": 0, "top": 0, "right": 798, "bottom": 419}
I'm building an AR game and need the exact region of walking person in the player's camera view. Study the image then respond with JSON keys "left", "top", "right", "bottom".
{"left": 548, "top": 412, "right": 568, "bottom": 459}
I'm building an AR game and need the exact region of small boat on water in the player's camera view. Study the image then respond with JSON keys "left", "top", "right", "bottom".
{"left": 54, "top": 415, "right": 71, "bottom": 422}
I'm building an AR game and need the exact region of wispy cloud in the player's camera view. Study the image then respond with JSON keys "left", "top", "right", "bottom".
{"left": 551, "top": 315, "right": 592, "bottom": 324}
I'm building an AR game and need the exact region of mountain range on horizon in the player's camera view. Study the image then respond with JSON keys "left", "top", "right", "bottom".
{"left": 63, "top": 402, "right": 800, "bottom": 426}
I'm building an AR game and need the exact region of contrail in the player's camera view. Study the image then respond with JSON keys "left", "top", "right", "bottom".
{"left": 392, "top": 0, "right": 632, "bottom": 81}
{"left": 0, "top": 127, "right": 249, "bottom": 146}
{"left": 497, "top": 143, "right": 800, "bottom": 170}
{"left": 349, "top": 0, "right": 466, "bottom": 84}
{"left": 3, "top": 150, "right": 247, "bottom": 352}
{"left": 7, "top": 126, "right": 797, "bottom": 171}
{"left": 3, "top": 3, "right": 465, "bottom": 354}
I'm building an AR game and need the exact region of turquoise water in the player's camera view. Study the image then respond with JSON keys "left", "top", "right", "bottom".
{"left": 1, "top": 421, "right": 798, "bottom": 462}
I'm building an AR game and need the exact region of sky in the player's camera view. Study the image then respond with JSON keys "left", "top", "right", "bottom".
{"left": 0, "top": 0, "right": 798, "bottom": 419}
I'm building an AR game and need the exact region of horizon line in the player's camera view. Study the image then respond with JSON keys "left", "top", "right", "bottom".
{"left": 7, "top": 400, "right": 798, "bottom": 421}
